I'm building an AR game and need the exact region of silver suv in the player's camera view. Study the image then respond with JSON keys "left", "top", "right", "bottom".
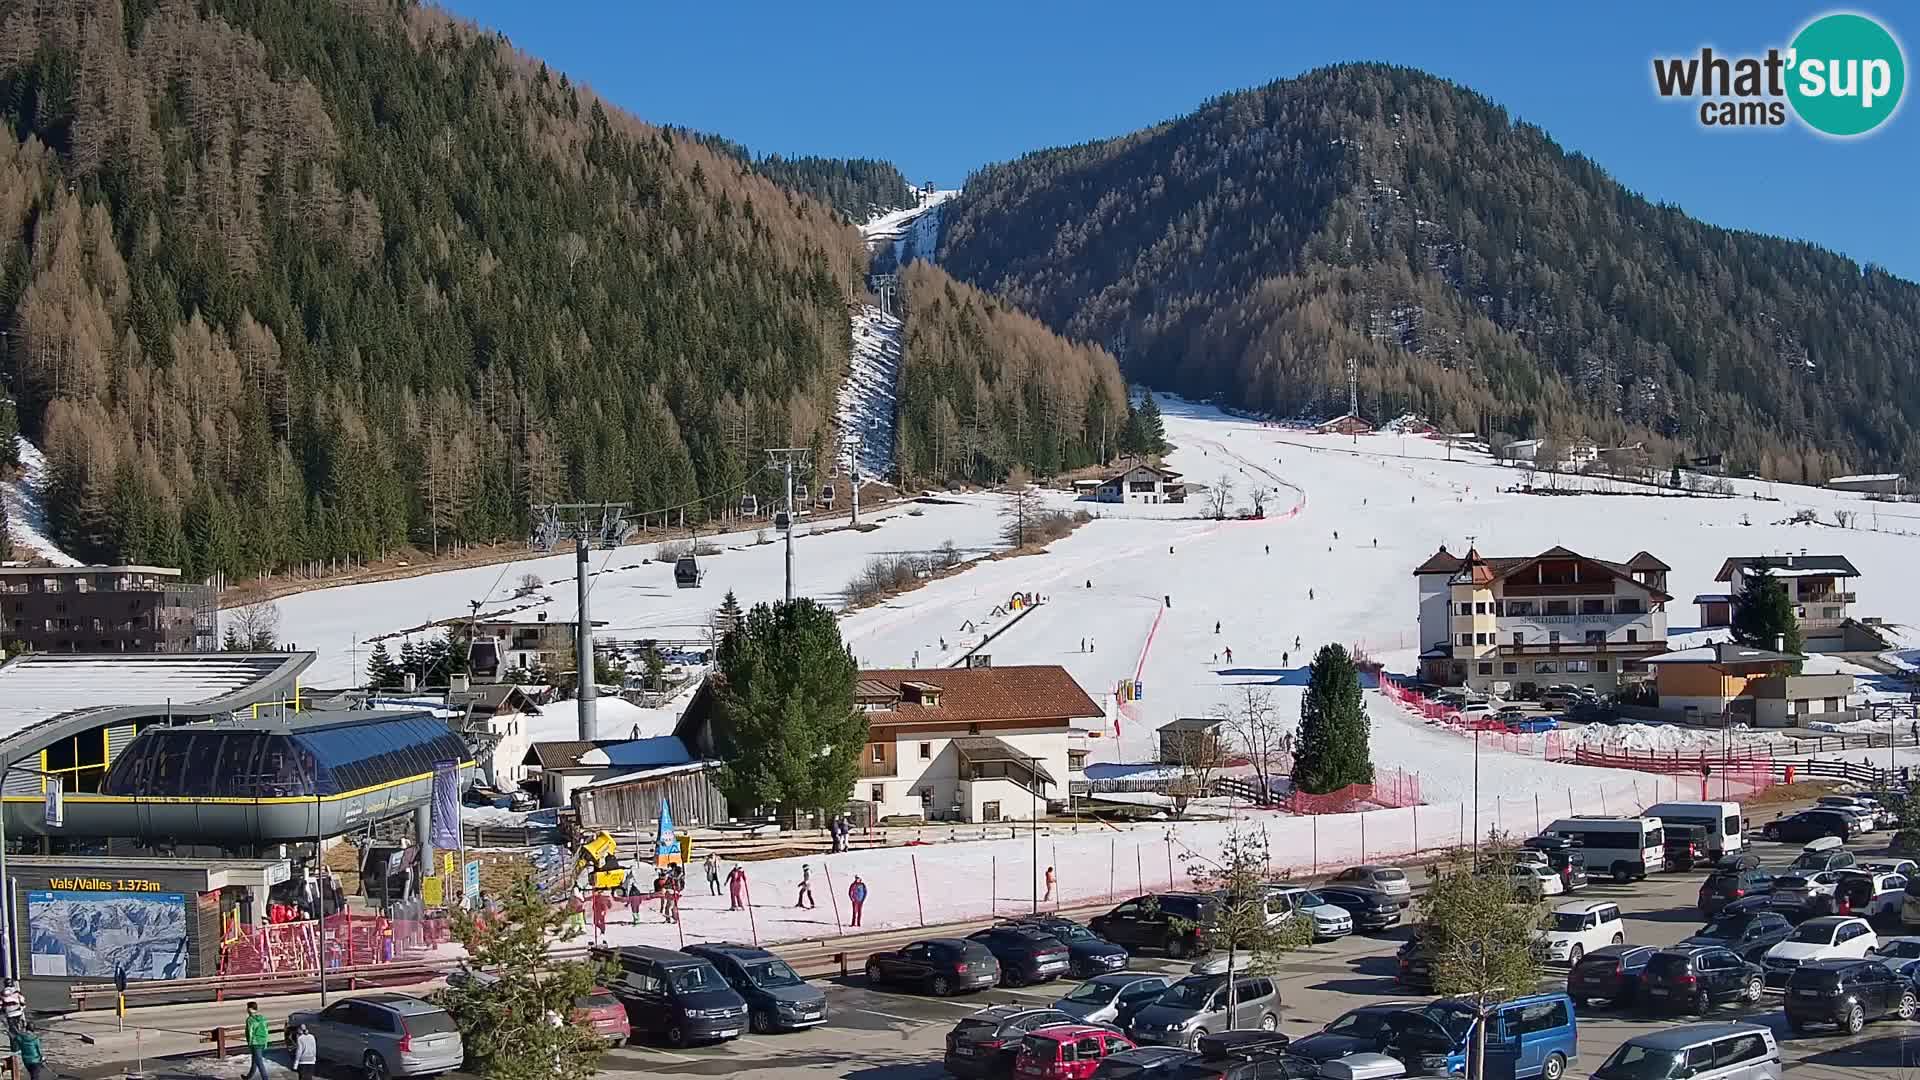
{"left": 1126, "top": 974, "right": 1280, "bottom": 1049}
{"left": 289, "top": 993, "right": 464, "bottom": 1079}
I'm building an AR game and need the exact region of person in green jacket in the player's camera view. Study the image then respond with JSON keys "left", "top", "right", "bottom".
{"left": 14, "top": 1021, "right": 46, "bottom": 1080}
{"left": 243, "top": 1001, "right": 270, "bottom": 1080}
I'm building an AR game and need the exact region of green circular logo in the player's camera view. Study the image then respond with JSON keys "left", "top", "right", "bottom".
{"left": 1787, "top": 12, "right": 1906, "bottom": 136}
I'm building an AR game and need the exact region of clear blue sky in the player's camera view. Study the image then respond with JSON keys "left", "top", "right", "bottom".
{"left": 441, "top": 1, "right": 1917, "bottom": 282}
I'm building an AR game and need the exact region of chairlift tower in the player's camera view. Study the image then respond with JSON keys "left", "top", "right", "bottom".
{"left": 871, "top": 273, "right": 898, "bottom": 317}
{"left": 764, "top": 449, "right": 813, "bottom": 603}
{"left": 530, "top": 501, "right": 631, "bottom": 739}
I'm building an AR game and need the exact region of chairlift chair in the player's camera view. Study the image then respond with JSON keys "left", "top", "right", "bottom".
{"left": 818, "top": 483, "right": 837, "bottom": 508}
{"left": 673, "top": 555, "right": 705, "bottom": 588}
{"left": 796, "top": 482, "right": 812, "bottom": 504}
{"left": 738, "top": 494, "right": 759, "bottom": 518}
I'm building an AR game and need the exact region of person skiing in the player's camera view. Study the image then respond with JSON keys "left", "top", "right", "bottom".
{"left": 1294, "top": 635, "right": 1301, "bottom": 648}
{"left": 1081, "top": 637, "right": 1087, "bottom": 653}
{"left": 242, "top": 1001, "right": 270, "bottom": 1080}
{"left": 796, "top": 864, "right": 816, "bottom": 909}
{"left": 849, "top": 875, "right": 868, "bottom": 927}
{"left": 1086, "top": 580, "right": 1092, "bottom": 589}
{"left": 1308, "top": 588, "right": 1314, "bottom": 600}
{"left": 1224, "top": 646, "right": 1233, "bottom": 664}
{"left": 1089, "top": 637, "right": 1095, "bottom": 652}
{"left": 1214, "top": 621, "right": 1221, "bottom": 634}
{"left": 1164, "top": 595, "right": 1171, "bottom": 607}
{"left": 1043, "top": 866, "right": 1056, "bottom": 902}
{"left": 1264, "top": 545, "right": 1269, "bottom": 555}
{"left": 705, "top": 853, "right": 721, "bottom": 895}
{"left": 293, "top": 1022, "right": 318, "bottom": 1080}
{"left": 727, "top": 864, "right": 747, "bottom": 910}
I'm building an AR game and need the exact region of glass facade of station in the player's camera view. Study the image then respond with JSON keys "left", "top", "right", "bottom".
{"left": 101, "top": 715, "right": 470, "bottom": 798}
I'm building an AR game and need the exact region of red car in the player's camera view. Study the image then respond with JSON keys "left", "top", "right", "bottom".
{"left": 579, "top": 986, "right": 631, "bottom": 1045}
{"left": 1012, "top": 1024, "right": 1135, "bottom": 1080}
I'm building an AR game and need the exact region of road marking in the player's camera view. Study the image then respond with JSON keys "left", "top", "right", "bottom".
{"left": 612, "top": 1046, "right": 699, "bottom": 1063}
{"left": 847, "top": 1007, "right": 933, "bottom": 1024}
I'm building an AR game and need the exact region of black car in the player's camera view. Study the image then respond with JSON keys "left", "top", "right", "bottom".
{"left": 944, "top": 1005, "right": 1078, "bottom": 1079}
{"left": 1008, "top": 916, "right": 1131, "bottom": 976}
{"left": 1638, "top": 946, "right": 1764, "bottom": 1014}
{"left": 1394, "top": 938, "right": 1435, "bottom": 990}
{"left": 1288, "top": 1003, "right": 1418, "bottom": 1063}
{"left": 1714, "top": 851, "right": 1763, "bottom": 872}
{"left": 1664, "top": 825, "right": 1710, "bottom": 872}
{"left": 865, "top": 938, "right": 1000, "bottom": 996}
{"left": 1186, "top": 1032, "right": 1314, "bottom": 1080}
{"left": 1761, "top": 810, "right": 1855, "bottom": 844}
{"left": 681, "top": 942, "right": 828, "bottom": 1033}
{"left": 596, "top": 945, "right": 751, "bottom": 1048}
{"left": 1093, "top": 1046, "right": 1199, "bottom": 1080}
{"left": 1680, "top": 910, "right": 1795, "bottom": 964}
{"left": 1784, "top": 958, "right": 1918, "bottom": 1034}
{"left": 1089, "top": 894, "right": 1218, "bottom": 959}
{"left": 969, "top": 926, "right": 1073, "bottom": 987}
{"left": 1696, "top": 869, "right": 1775, "bottom": 916}
{"left": 1566, "top": 944, "right": 1658, "bottom": 1008}
{"left": 1312, "top": 886, "right": 1403, "bottom": 932}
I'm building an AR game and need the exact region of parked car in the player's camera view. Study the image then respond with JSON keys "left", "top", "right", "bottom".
{"left": 1590, "top": 1024, "right": 1779, "bottom": 1080}
{"left": 1325, "top": 865, "right": 1413, "bottom": 905}
{"left": 597, "top": 945, "right": 751, "bottom": 1047}
{"left": 1055, "top": 974, "right": 1174, "bottom": 1027}
{"left": 1761, "top": 811, "right": 1856, "bottom": 844}
{"left": 1126, "top": 974, "right": 1280, "bottom": 1049}
{"left": 1380, "top": 995, "right": 1576, "bottom": 1080}
{"left": 1013, "top": 1025, "right": 1138, "bottom": 1080}
{"left": 1762, "top": 916, "right": 1880, "bottom": 987}
{"left": 1767, "top": 872, "right": 1843, "bottom": 916}
{"left": 1521, "top": 837, "right": 1588, "bottom": 893}
{"left": 1713, "top": 851, "right": 1763, "bottom": 872}
{"left": 1009, "top": 916, "right": 1131, "bottom": 977}
{"left": 1697, "top": 868, "right": 1775, "bottom": 916}
{"left": 1090, "top": 1046, "right": 1198, "bottom": 1080}
{"left": 1875, "top": 935, "right": 1920, "bottom": 973}
{"left": 970, "top": 926, "right": 1074, "bottom": 987}
{"left": 461, "top": 783, "right": 535, "bottom": 811}
{"left": 1789, "top": 835, "right": 1858, "bottom": 872}
{"left": 944, "top": 1004, "right": 1079, "bottom": 1080}
{"left": 1313, "top": 886, "right": 1404, "bottom": 932}
{"left": 1816, "top": 795, "right": 1889, "bottom": 831}
{"left": 1829, "top": 870, "right": 1908, "bottom": 922}
{"left": 287, "top": 993, "right": 464, "bottom": 1080}
{"left": 681, "top": 942, "right": 828, "bottom": 1033}
{"left": 1090, "top": 894, "right": 1218, "bottom": 959}
{"left": 1538, "top": 685, "right": 1583, "bottom": 710}
{"left": 866, "top": 937, "right": 1001, "bottom": 996}
{"left": 1664, "top": 825, "right": 1711, "bottom": 871}
{"left": 1680, "top": 910, "right": 1796, "bottom": 964}
{"left": 1638, "top": 946, "right": 1765, "bottom": 1013}
{"left": 1783, "top": 958, "right": 1918, "bottom": 1034}
{"left": 1190, "top": 1032, "right": 1303, "bottom": 1080}
{"left": 1532, "top": 900, "right": 1625, "bottom": 965}
{"left": 1506, "top": 714, "right": 1560, "bottom": 733}
{"left": 1509, "top": 862, "right": 1565, "bottom": 899}
{"left": 1567, "top": 944, "right": 1658, "bottom": 1008}
{"left": 1260, "top": 886, "right": 1353, "bottom": 940}
{"left": 1287, "top": 1003, "right": 1419, "bottom": 1063}
{"left": 1394, "top": 937, "right": 1436, "bottom": 991}
{"left": 1862, "top": 858, "right": 1919, "bottom": 878}
{"left": 579, "top": 987, "right": 631, "bottom": 1046}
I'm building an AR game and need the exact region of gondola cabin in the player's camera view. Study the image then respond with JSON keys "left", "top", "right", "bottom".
{"left": 817, "top": 483, "right": 837, "bottom": 509}
{"left": 673, "top": 555, "right": 705, "bottom": 588}
{"left": 738, "top": 494, "right": 759, "bottom": 518}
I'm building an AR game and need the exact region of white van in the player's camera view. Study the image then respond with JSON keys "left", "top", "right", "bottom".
{"left": 1645, "top": 801, "right": 1745, "bottom": 861}
{"left": 1545, "top": 815, "right": 1666, "bottom": 882}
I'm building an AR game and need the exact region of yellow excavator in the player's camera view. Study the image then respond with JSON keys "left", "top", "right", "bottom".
{"left": 574, "top": 832, "right": 631, "bottom": 892}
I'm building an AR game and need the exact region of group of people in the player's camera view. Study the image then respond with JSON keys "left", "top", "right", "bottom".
{"left": 243, "top": 1000, "right": 317, "bottom": 1080}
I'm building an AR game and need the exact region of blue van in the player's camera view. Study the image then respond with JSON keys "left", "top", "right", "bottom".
{"left": 1384, "top": 994, "right": 1578, "bottom": 1080}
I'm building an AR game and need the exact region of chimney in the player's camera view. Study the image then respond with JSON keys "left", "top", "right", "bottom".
{"left": 537, "top": 612, "right": 548, "bottom": 622}
{"left": 450, "top": 673, "right": 469, "bottom": 693}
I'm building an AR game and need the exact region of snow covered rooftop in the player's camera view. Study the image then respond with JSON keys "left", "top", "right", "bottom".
{"left": 0, "top": 652, "right": 314, "bottom": 746}
{"left": 1828, "top": 474, "right": 1903, "bottom": 484}
{"left": 1643, "top": 642, "right": 1801, "bottom": 666}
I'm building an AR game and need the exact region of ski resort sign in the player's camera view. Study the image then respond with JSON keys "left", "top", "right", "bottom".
{"left": 1652, "top": 12, "right": 1905, "bottom": 136}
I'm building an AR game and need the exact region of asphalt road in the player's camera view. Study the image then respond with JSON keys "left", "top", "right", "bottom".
{"left": 565, "top": 830, "right": 1920, "bottom": 1080}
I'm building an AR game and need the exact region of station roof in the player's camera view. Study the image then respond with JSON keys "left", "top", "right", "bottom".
{"left": 0, "top": 652, "right": 312, "bottom": 750}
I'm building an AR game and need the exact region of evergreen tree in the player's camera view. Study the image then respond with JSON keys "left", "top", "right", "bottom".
{"left": 1731, "top": 569, "right": 1804, "bottom": 658}
{"left": 366, "top": 641, "right": 400, "bottom": 689}
{"left": 712, "top": 599, "right": 866, "bottom": 814}
{"left": 1293, "top": 643, "right": 1374, "bottom": 794}
{"left": 440, "top": 873, "right": 609, "bottom": 1080}
{"left": 714, "top": 590, "right": 744, "bottom": 641}
{"left": 221, "top": 626, "right": 246, "bottom": 652}
{"left": 398, "top": 639, "right": 420, "bottom": 683}
{"left": 1135, "top": 394, "right": 1167, "bottom": 456}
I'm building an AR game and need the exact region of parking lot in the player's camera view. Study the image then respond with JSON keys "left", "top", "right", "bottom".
{"left": 564, "top": 829, "right": 1920, "bottom": 1079}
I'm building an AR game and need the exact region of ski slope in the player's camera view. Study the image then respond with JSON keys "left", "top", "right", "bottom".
{"left": 835, "top": 305, "right": 902, "bottom": 479}
{"left": 2, "top": 437, "right": 80, "bottom": 566}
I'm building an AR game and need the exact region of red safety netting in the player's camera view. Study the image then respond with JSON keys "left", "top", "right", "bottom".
{"left": 1285, "top": 767, "right": 1422, "bottom": 815}
{"left": 220, "top": 911, "right": 451, "bottom": 976}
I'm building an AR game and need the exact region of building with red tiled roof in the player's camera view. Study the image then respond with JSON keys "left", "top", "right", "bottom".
{"left": 678, "top": 663, "right": 1103, "bottom": 824}
{"left": 1412, "top": 545, "right": 1671, "bottom": 694}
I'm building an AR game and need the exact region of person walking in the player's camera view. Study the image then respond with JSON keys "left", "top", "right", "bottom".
{"left": 728, "top": 865, "right": 747, "bottom": 910}
{"left": 293, "top": 1022, "right": 319, "bottom": 1080}
{"left": 1, "top": 979, "right": 24, "bottom": 1031}
{"left": 626, "top": 884, "right": 645, "bottom": 925}
{"left": 1043, "top": 866, "right": 1056, "bottom": 902}
{"left": 705, "top": 853, "right": 722, "bottom": 896}
{"left": 796, "top": 865, "right": 816, "bottom": 909}
{"left": 14, "top": 1022, "right": 45, "bottom": 1080}
{"left": 849, "top": 875, "right": 868, "bottom": 927}
{"left": 590, "top": 889, "right": 611, "bottom": 941}
{"left": 654, "top": 869, "right": 672, "bottom": 919}
{"left": 242, "top": 1001, "right": 271, "bottom": 1080}
{"left": 665, "top": 874, "right": 682, "bottom": 924}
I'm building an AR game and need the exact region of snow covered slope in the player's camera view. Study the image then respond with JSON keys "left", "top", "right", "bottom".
{"left": 836, "top": 305, "right": 902, "bottom": 479}
{"left": 862, "top": 187, "right": 957, "bottom": 268}
{"left": 2, "top": 437, "right": 80, "bottom": 566}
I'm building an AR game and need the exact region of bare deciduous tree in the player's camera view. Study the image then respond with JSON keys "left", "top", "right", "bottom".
{"left": 1162, "top": 723, "right": 1228, "bottom": 818}
{"left": 1216, "top": 686, "right": 1292, "bottom": 806}
{"left": 231, "top": 600, "right": 281, "bottom": 651}
{"left": 1207, "top": 471, "right": 1236, "bottom": 519}
{"left": 1249, "top": 486, "right": 1269, "bottom": 518}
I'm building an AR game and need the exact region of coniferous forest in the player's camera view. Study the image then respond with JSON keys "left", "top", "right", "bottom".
{"left": 939, "top": 64, "right": 1920, "bottom": 481}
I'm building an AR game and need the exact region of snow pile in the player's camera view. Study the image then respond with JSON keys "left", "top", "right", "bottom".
{"left": 527, "top": 696, "right": 681, "bottom": 744}
{"left": 836, "top": 305, "right": 902, "bottom": 480}
{"left": 2, "top": 437, "right": 81, "bottom": 566}
{"left": 1566, "top": 722, "right": 1788, "bottom": 754}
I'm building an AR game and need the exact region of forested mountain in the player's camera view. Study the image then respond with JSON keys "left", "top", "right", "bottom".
{"left": 677, "top": 132, "right": 917, "bottom": 221}
{"left": 939, "top": 64, "right": 1920, "bottom": 480}
{"left": 894, "top": 262, "right": 1125, "bottom": 485}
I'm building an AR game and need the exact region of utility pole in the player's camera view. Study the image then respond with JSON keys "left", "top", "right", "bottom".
{"left": 574, "top": 535, "right": 595, "bottom": 739}
{"left": 530, "top": 501, "right": 631, "bottom": 740}
{"left": 765, "top": 449, "right": 813, "bottom": 603}
{"left": 849, "top": 436, "right": 863, "bottom": 528}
